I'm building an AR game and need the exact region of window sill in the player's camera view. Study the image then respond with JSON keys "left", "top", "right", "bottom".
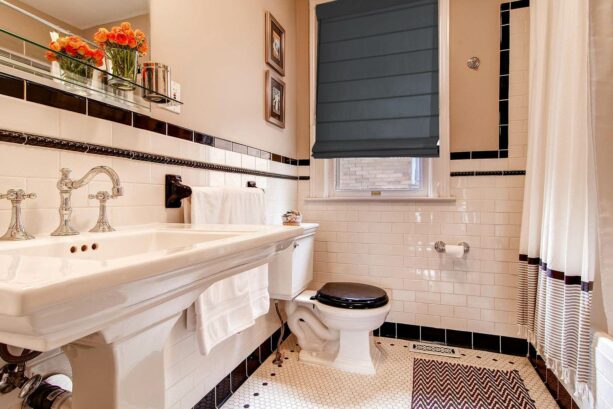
{"left": 303, "top": 196, "right": 456, "bottom": 204}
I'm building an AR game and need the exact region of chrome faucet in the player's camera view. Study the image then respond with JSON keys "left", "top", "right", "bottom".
{"left": 51, "top": 167, "right": 124, "bottom": 236}
{"left": 0, "top": 189, "right": 37, "bottom": 241}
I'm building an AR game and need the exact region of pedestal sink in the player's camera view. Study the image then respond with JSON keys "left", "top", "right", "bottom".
{"left": 0, "top": 223, "right": 318, "bottom": 409}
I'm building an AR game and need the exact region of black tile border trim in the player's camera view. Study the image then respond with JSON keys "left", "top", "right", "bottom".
{"left": 192, "top": 324, "right": 289, "bottom": 409}
{"left": 528, "top": 342, "right": 579, "bottom": 409}
{"left": 377, "top": 320, "right": 575, "bottom": 408}
{"left": 0, "top": 129, "right": 309, "bottom": 182}
{"left": 450, "top": 170, "right": 526, "bottom": 177}
{"left": 450, "top": 0, "right": 529, "bottom": 161}
{"left": 375, "top": 321, "right": 528, "bottom": 357}
{"left": 0, "top": 72, "right": 310, "bottom": 167}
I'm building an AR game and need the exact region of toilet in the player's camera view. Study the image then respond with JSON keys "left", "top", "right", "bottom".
{"left": 269, "top": 224, "right": 391, "bottom": 375}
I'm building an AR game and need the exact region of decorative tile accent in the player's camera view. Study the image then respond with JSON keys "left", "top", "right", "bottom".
{"left": 0, "top": 73, "right": 309, "bottom": 166}
{"left": 133, "top": 113, "right": 166, "bottom": 135}
{"left": 87, "top": 99, "right": 132, "bottom": 125}
{"left": 0, "top": 73, "right": 24, "bottom": 99}
{"left": 26, "top": 82, "right": 86, "bottom": 114}
{"left": 0, "top": 129, "right": 305, "bottom": 181}
{"left": 450, "top": 170, "right": 526, "bottom": 177}
{"left": 167, "top": 123, "right": 194, "bottom": 141}
{"left": 411, "top": 359, "right": 536, "bottom": 409}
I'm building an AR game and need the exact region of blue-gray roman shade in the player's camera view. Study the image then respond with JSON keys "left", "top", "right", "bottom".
{"left": 312, "top": 0, "right": 439, "bottom": 159}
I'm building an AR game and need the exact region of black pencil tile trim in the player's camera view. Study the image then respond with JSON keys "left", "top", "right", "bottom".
{"left": 501, "top": 2, "right": 510, "bottom": 11}
{"left": 501, "top": 9, "right": 510, "bottom": 24}
{"left": 167, "top": 123, "right": 194, "bottom": 141}
{"left": 87, "top": 99, "right": 132, "bottom": 125}
{"left": 499, "top": 124, "right": 509, "bottom": 149}
{"left": 471, "top": 150, "right": 500, "bottom": 159}
{"left": 421, "top": 326, "right": 445, "bottom": 343}
{"left": 0, "top": 73, "right": 24, "bottom": 99}
{"left": 473, "top": 332, "right": 501, "bottom": 353}
{"left": 446, "top": 329, "right": 472, "bottom": 348}
{"left": 511, "top": 0, "right": 530, "bottom": 9}
{"left": 0, "top": 74, "right": 309, "bottom": 167}
{"left": 0, "top": 129, "right": 301, "bottom": 181}
{"left": 500, "top": 24, "right": 510, "bottom": 50}
{"left": 271, "top": 153, "right": 283, "bottom": 163}
{"left": 26, "top": 82, "right": 86, "bottom": 114}
{"left": 450, "top": 151, "right": 471, "bottom": 160}
{"left": 501, "top": 336, "right": 528, "bottom": 356}
{"left": 133, "top": 113, "right": 166, "bottom": 135}
{"left": 499, "top": 149, "right": 509, "bottom": 158}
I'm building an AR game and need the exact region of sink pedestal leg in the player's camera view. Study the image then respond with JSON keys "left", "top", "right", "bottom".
{"left": 63, "top": 313, "right": 181, "bottom": 409}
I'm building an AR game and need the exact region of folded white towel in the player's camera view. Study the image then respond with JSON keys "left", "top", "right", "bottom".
{"left": 185, "top": 187, "right": 269, "bottom": 355}
{"left": 184, "top": 187, "right": 266, "bottom": 225}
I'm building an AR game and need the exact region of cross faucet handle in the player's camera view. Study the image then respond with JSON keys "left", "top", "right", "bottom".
{"left": 0, "top": 189, "right": 36, "bottom": 241}
{"left": 0, "top": 189, "right": 37, "bottom": 202}
{"left": 88, "top": 191, "right": 114, "bottom": 202}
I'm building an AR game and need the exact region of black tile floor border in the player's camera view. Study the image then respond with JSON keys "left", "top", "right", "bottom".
{"left": 0, "top": 129, "right": 308, "bottom": 182}
{"left": 192, "top": 325, "right": 290, "bottom": 409}
{"left": 0, "top": 74, "right": 309, "bottom": 167}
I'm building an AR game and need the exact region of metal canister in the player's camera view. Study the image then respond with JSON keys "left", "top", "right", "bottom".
{"left": 141, "top": 62, "right": 171, "bottom": 103}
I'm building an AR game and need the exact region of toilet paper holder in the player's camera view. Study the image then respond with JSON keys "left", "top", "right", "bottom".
{"left": 434, "top": 241, "right": 470, "bottom": 254}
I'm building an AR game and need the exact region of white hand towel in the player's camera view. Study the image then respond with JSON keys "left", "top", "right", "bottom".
{"left": 185, "top": 187, "right": 270, "bottom": 355}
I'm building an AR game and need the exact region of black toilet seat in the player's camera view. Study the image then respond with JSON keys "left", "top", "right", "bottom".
{"left": 312, "top": 282, "right": 389, "bottom": 309}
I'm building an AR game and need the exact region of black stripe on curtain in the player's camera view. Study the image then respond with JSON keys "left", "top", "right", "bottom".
{"left": 312, "top": 0, "right": 440, "bottom": 159}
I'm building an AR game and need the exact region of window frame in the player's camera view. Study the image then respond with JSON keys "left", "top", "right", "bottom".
{"left": 308, "top": 0, "right": 450, "bottom": 200}
{"left": 329, "top": 157, "right": 432, "bottom": 198}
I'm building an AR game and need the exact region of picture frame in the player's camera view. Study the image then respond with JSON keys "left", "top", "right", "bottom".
{"left": 265, "top": 70, "right": 285, "bottom": 128}
{"left": 265, "top": 12, "right": 285, "bottom": 76}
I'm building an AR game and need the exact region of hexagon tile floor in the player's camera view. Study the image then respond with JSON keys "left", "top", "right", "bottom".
{"left": 221, "top": 335, "right": 559, "bottom": 409}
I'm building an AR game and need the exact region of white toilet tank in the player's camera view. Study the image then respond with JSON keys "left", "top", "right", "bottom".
{"left": 268, "top": 223, "right": 318, "bottom": 300}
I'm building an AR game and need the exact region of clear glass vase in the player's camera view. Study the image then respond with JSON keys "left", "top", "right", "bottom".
{"left": 107, "top": 48, "right": 138, "bottom": 91}
{"left": 59, "top": 58, "right": 94, "bottom": 95}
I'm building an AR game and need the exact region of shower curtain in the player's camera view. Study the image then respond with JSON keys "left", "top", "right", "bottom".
{"left": 516, "top": 0, "right": 596, "bottom": 406}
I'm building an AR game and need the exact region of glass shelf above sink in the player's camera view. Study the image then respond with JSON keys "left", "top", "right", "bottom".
{"left": 0, "top": 27, "right": 182, "bottom": 112}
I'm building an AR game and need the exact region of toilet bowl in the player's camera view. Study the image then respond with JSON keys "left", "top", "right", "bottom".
{"left": 285, "top": 282, "right": 391, "bottom": 375}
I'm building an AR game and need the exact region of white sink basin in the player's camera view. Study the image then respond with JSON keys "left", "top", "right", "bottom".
{"left": 1, "top": 229, "right": 242, "bottom": 260}
{"left": 0, "top": 222, "right": 318, "bottom": 409}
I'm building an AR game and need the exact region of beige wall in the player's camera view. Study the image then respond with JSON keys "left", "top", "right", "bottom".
{"left": 295, "top": 0, "right": 508, "bottom": 156}
{"left": 450, "top": 0, "right": 504, "bottom": 152}
{"left": 149, "top": 0, "right": 299, "bottom": 159}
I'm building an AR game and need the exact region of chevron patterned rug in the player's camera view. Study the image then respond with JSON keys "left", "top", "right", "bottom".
{"left": 411, "top": 358, "right": 537, "bottom": 409}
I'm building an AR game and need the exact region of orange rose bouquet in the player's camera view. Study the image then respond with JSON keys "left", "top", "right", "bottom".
{"left": 94, "top": 22, "right": 148, "bottom": 90}
{"left": 45, "top": 35, "right": 104, "bottom": 86}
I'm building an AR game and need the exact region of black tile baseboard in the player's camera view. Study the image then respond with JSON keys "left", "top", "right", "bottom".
{"left": 377, "top": 321, "right": 527, "bottom": 357}
{"left": 192, "top": 326, "right": 288, "bottom": 409}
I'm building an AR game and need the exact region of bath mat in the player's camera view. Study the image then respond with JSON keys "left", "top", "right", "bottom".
{"left": 410, "top": 342, "right": 460, "bottom": 358}
{"left": 411, "top": 359, "right": 536, "bottom": 409}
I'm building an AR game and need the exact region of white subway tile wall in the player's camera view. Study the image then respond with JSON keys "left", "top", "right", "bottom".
{"left": 300, "top": 174, "right": 524, "bottom": 337}
{"left": 299, "top": 8, "right": 530, "bottom": 339}
{"left": 0, "top": 95, "right": 298, "bottom": 409}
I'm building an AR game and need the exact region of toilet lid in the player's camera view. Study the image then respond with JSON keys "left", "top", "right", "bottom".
{"left": 313, "top": 282, "right": 389, "bottom": 309}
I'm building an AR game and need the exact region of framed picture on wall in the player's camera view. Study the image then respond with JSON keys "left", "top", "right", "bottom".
{"left": 265, "top": 12, "right": 285, "bottom": 76}
{"left": 265, "top": 70, "right": 285, "bottom": 128}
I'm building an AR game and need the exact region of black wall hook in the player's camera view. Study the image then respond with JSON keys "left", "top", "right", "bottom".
{"left": 165, "top": 174, "right": 192, "bottom": 208}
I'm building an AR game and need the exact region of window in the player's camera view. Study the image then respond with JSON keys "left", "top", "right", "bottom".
{"left": 332, "top": 157, "right": 430, "bottom": 197}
